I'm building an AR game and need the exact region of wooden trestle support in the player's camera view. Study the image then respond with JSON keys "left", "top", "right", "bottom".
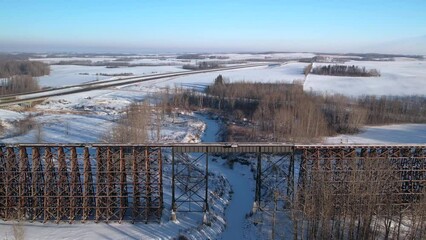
{"left": 0, "top": 144, "right": 425, "bottom": 226}
{"left": 0, "top": 145, "right": 162, "bottom": 223}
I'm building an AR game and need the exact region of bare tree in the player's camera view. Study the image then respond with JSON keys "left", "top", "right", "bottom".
{"left": 105, "top": 102, "right": 151, "bottom": 143}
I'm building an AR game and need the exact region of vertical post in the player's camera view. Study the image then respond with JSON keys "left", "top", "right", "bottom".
{"left": 43, "top": 147, "right": 56, "bottom": 222}
{"left": 82, "top": 147, "right": 93, "bottom": 222}
{"left": 298, "top": 148, "right": 307, "bottom": 210}
{"left": 106, "top": 146, "right": 113, "bottom": 222}
{"left": 170, "top": 147, "right": 177, "bottom": 221}
{"left": 287, "top": 146, "right": 295, "bottom": 206}
{"left": 104, "top": 146, "right": 114, "bottom": 223}
{"left": 56, "top": 146, "right": 69, "bottom": 223}
{"left": 0, "top": 147, "right": 5, "bottom": 220}
{"left": 158, "top": 147, "right": 163, "bottom": 218}
{"left": 254, "top": 146, "right": 262, "bottom": 211}
{"left": 203, "top": 147, "right": 210, "bottom": 226}
{"left": 171, "top": 147, "right": 176, "bottom": 212}
{"left": 31, "top": 147, "right": 43, "bottom": 221}
{"left": 119, "top": 147, "right": 127, "bottom": 222}
{"left": 132, "top": 147, "right": 140, "bottom": 223}
{"left": 145, "top": 147, "right": 150, "bottom": 223}
{"left": 18, "top": 147, "right": 29, "bottom": 220}
{"left": 69, "top": 147, "right": 81, "bottom": 223}
{"left": 95, "top": 147, "right": 103, "bottom": 222}
{"left": 5, "top": 147, "right": 18, "bottom": 220}
{"left": 205, "top": 147, "right": 209, "bottom": 212}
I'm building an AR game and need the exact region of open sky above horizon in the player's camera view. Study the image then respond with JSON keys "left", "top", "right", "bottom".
{"left": 1, "top": 0, "right": 425, "bottom": 54}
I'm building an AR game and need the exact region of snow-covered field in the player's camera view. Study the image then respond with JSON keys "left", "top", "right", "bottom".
{"left": 37, "top": 65, "right": 186, "bottom": 88}
{"left": 325, "top": 124, "right": 426, "bottom": 144}
{"left": 113, "top": 63, "right": 308, "bottom": 94}
{"left": 305, "top": 59, "right": 426, "bottom": 96}
{"left": 33, "top": 54, "right": 426, "bottom": 97}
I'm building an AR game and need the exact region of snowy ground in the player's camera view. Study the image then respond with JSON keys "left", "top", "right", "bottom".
{"left": 305, "top": 59, "right": 426, "bottom": 96}
{"left": 325, "top": 124, "right": 426, "bottom": 144}
{"left": 113, "top": 63, "right": 308, "bottom": 94}
{"left": 33, "top": 54, "right": 426, "bottom": 97}
{"left": 37, "top": 65, "right": 186, "bottom": 88}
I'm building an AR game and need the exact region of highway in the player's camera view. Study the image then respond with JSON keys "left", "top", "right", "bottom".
{"left": 0, "top": 63, "right": 266, "bottom": 107}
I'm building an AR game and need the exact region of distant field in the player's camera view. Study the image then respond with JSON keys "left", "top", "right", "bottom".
{"left": 36, "top": 65, "right": 186, "bottom": 88}
{"left": 305, "top": 59, "right": 426, "bottom": 96}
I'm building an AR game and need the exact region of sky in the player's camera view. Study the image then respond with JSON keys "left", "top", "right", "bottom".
{"left": 1, "top": 0, "right": 425, "bottom": 54}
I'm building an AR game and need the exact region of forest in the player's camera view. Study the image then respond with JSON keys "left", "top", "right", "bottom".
{"left": 158, "top": 75, "right": 426, "bottom": 142}
{"left": 0, "top": 60, "right": 48, "bottom": 96}
{"left": 310, "top": 64, "right": 380, "bottom": 77}
{"left": 0, "top": 60, "right": 50, "bottom": 78}
{"left": 0, "top": 75, "right": 41, "bottom": 96}
{"left": 182, "top": 61, "right": 222, "bottom": 70}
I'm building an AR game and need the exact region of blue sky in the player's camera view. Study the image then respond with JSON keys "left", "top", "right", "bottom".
{"left": 1, "top": 0, "right": 425, "bottom": 54}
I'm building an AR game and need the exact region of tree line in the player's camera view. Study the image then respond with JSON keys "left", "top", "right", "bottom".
{"left": 0, "top": 60, "right": 50, "bottom": 78}
{"left": 310, "top": 64, "right": 380, "bottom": 77}
{"left": 0, "top": 75, "right": 40, "bottom": 96}
{"left": 157, "top": 75, "right": 426, "bottom": 143}
{"left": 0, "top": 60, "right": 49, "bottom": 96}
{"left": 182, "top": 61, "right": 222, "bottom": 70}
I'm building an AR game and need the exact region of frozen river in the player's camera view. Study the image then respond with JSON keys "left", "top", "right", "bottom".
{"left": 197, "top": 114, "right": 255, "bottom": 240}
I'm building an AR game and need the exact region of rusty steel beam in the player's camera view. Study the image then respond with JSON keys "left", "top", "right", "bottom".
{"left": 119, "top": 147, "right": 127, "bottom": 222}
{"left": 69, "top": 147, "right": 82, "bottom": 223}
{"left": 31, "top": 147, "right": 43, "bottom": 221}
{"left": 0, "top": 147, "right": 6, "bottom": 219}
{"left": 43, "top": 147, "right": 57, "bottom": 222}
{"left": 82, "top": 147, "right": 94, "bottom": 222}
{"left": 95, "top": 146, "right": 106, "bottom": 222}
{"left": 131, "top": 147, "right": 140, "bottom": 222}
{"left": 56, "top": 147, "right": 69, "bottom": 222}
{"left": 18, "top": 147, "right": 31, "bottom": 220}
{"left": 173, "top": 150, "right": 207, "bottom": 213}
{"left": 144, "top": 147, "right": 151, "bottom": 222}
{"left": 5, "top": 147, "right": 19, "bottom": 220}
{"left": 147, "top": 147, "right": 162, "bottom": 222}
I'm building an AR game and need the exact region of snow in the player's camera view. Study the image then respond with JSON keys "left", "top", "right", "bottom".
{"left": 1, "top": 53, "right": 426, "bottom": 239}
{"left": 29, "top": 57, "right": 118, "bottom": 64}
{"left": 0, "top": 109, "right": 27, "bottom": 139}
{"left": 0, "top": 220, "right": 198, "bottom": 240}
{"left": 0, "top": 109, "right": 25, "bottom": 122}
{"left": 37, "top": 65, "right": 186, "bottom": 88}
{"left": 117, "top": 63, "right": 309, "bottom": 93}
{"left": 304, "top": 59, "right": 426, "bottom": 96}
{"left": 16, "top": 86, "right": 83, "bottom": 99}
{"left": 219, "top": 53, "right": 316, "bottom": 61}
{"left": 1, "top": 114, "right": 115, "bottom": 143}
{"left": 325, "top": 124, "right": 426, "bottom": 144}
{"left": 197, "top": 114, "right": 255, "bottom": 240}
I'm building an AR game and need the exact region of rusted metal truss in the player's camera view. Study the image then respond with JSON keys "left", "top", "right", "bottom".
{"left": 0, "top": 145, "right": 162, "bottom": 223}
{"left": 171, "top": 149, "right": 208, "bottom": 213}
{"left": 0, "top": 143, "right": 425, "bottom": 223}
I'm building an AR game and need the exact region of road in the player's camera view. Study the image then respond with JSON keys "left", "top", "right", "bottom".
{"left": 0, "top": 63, "right": 266, "bottom": 107}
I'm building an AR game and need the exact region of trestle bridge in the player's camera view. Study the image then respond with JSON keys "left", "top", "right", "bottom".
{"left": 0, "top": 143, "right": 425, "bottom": 223}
